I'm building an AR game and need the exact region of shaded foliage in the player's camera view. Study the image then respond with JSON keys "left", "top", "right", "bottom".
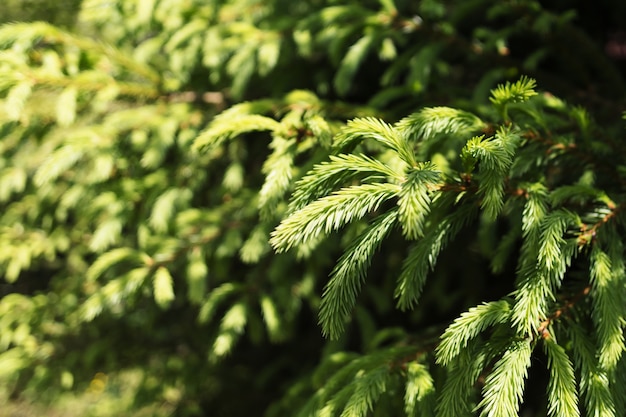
{"left": 0, "top": 0, "right": 625, "bottom": 416}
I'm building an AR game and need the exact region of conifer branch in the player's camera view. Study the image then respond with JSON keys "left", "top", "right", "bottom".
{"left": 543, "top": 337, "right": 580, "bottom": 417}
{"left": 477, "top": 339, "right": 533, "bottom": 417}
{"left": 11, "top": 68, "right": 160, "bottom": 99}
{"left": 536, "top": 285, "right": 591, "bottom": 340}
{"left": 404, "top": 361, "right": 436, "bottom": 417}
{"left": 395, "top": 198, "right": 478, "bottom": 310}
{"left": 319, "top": 210, "right": 398, "bottom": 339}
{"left": 397, "top": 107, "right": 485, "bottom": 144}
{"left": 436, "top": 343, "right": 488, "bottom": 417}
{"left": 568, "top": 321, "right": 618, "bottom": 417}
{"left": 462, "top": 127, "right": 520, "bottom": 219}
{"left": 193, "top": 114, "right": 282, "bottom": 151}
{"left": 271, "top": 182, "right": 400, "bottom": 253}
{"left": 589, "top": 244, "right": 626, "bottom": 371}
{"left": 397, "top": 162, "right": 440, "bottom": 239}
{"left": 436, "top": 300, "right": 512, "bottom": 366}
{"left": 0, "top": 22, "right": 161, "bottom": 84}
{"left": 335, "top": 117, "right": 417, "bottom": 166}
{"left": 288, "top": 153, "right": 402, "bottom": 213}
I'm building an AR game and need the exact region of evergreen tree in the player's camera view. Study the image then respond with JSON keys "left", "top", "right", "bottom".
{"left": 0, "top": 1, "right": 625, "bottom": 416}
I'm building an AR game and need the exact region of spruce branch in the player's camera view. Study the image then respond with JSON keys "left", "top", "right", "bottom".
{"left": 397, "top": 106, "right": 485, "bottom": 144}
{"left": 490, "top": 76, "right": 537, "bottom": 121}
{"left": 462, "top": 126, "right": 520, "bottom": 219}
{"left": 568, "top": 320, "right": 618, "bottom": 417}
{"left": 536, "top": 285, "right": 591, "bottom": 340}
{"left": 197, "top": 283, "right": 242, "bottom": 325}
{"left": 211, "top": 301, "right": 248, "bottom": 361}
{"left": 7, "top": 66, "right": 160, "bottom": 100}
{"left": 589, "top": 244, "right": 626, "bottom": 371}
{"left": 513, "top": 209, "right": 579, "bottom": 336}
{"left": 477, "top": 339, "right": 533, "bottom": 417}
{"left": 334, "top": 117, "right": 417, "bottom": 166}
{"left": 397, "top": 162, "right": 440, "bottom": 239}
{"left": 334, "top": 34, "right": 376, "bottom": 97}
{"left": 288, "top": 153, "right": 402, "bottom": 213}
{"left": 339, "top": 365, "right": 394, "bottom": 417}
{"left": 0, "top": 22, "right": 161, "bottom": 84}
{"left": 490, "top": 76, "right": 538, "bottom": 106}
{"left": 302, "top": 346, "right": 417, "bottom": 417}
{"left": 436, "top": 343, "right": 488, "bottom": 417}
{"left": 319, "top": 210, "right": 398, "bottom": 339}
{"left": 543, "top": 337, "right": 581, "bottom": 417}
{"left": 193, "top": 114, "right": 281, "bottom": 151}
{"left": 404, "top": 361, "right": 436, "bottom": 417}
{"left": 258, "top": 135, "right": 296, "bottom": 219}
{"left": 270, "top": 182, "right": 400, "bottom": 253}
{"left": 436, "top": 300, "right": 512, "bottom": 367}
{"left": 577, "top": 202, "right": 624, "bottom": 247}
{"left": 395, "top": 197, "right": 478, "bottom": 310}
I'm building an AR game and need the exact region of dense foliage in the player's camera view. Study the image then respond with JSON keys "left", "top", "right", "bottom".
{"left": 1, "top": 0, "right": 625, "bottom": 416}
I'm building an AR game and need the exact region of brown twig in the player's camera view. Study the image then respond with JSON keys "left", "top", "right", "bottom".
{"left": 537, "top": 285, "right": 591, "bottom": 340}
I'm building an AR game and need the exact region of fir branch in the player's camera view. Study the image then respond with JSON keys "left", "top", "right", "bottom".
{"left": 271, "top": 182, "right": 400, "bottom": 253}
{"left": 396, "top": 106, "right": 485, "bottom": 143}
{"left": 568, "top": 320, "right": 617, "bottom": 417}
{"left": 589, "top": 244, "right": 626, "bottom": 371}
{"left": 536, "top": 285, "right": 591, "bottom": 340}
{"left": 578, "top": 202, "right": 624, "bottom": 247}
{"left": 209, "top": 99, "right": 278, "bottom": 120}
{"left": 436, "top": 300, "right": 512, "bottom": 366}
{"left": 149, "top": 188, "right": 193, "bottom": 233}
{"left": 0, "top": 22, "right": 161, "bottom": 84}
{"left": 404, "top": 361, "right": 436, "bottom": 417}
{"left": 513, "top": 256, "right": 569, "bottom": 338}
{"left": 521, "top": 183, "right": 549, "bottom": 238}
{"left": 314, "top": 354, "right": 371, "bottom": 408}
{"left": 240, "top": 224, "right": 271, "bottom": 264}
{"left": 302, "top": 347, "right": 416, "bottom": 417}
{"left": 583, "top": 370, "right": 617, "bottom": 417}
{"left": 334, "top": 117, "right": 417, "bottom": 166}
{"left": 18, "top": 68, "right": 160, "bottom": 99}
{"left": 397, "top": 162, "right": 440, "bottom": 240}
{"left": 297, "top": 352, "right": 359, "bottom": 417}
{"left": 550, "top": 184, "right": 606, "bottom": 207}
{"left": 211, "top": 301, "right": 248, "bottom": 361}
{"left": 334, "top": 34, "right": 376, "bottom": 97}
{"left": 543, "top": 337, "right": 580, "bottom": 417}
{"left": 193, "top": 114, "right": 281, "bottom": 151}
{"left": 305, "top": 114, "right": 333, "bottom": 147}
{"left": 490, "top": 76, "right": 537, "bottom": 107}
{"left": 153, "top": 265, "right": 175, "bottom": 308}
{"left": 477, "top": 339, "right": 533, "bottom": 417}
{"left": 537, "top": 210, "right": 579, "bottom": 274}
{"left": 462, "top": 127, "right": 520, "bottom": 219}
{"left": 612, "top": 357, "right": 626, "bottom": 416}
{"left": 436, "top": 343, "right": 488, "bottom": 417}
{"left": 339, "top": 365, "right": 394, "bottom": 417}
{"left": 197, "top": 283, "right": 242, "bottom": 324}
{"left": 288, "top": 153, "right": 402, "bottom": 213}
{"left": 80, "top": 267, "right": 151, "bottom": 322}
{"left": 260, "top": 294, "right": 284, "bottom": 342}
{"left": 513, "top": 209, "right": 579, "bottom": 335}
{"left": 395, "top": 198, "right": 478, "bottom": 310}
{"left": 319, "top": 210, "right": 398, "bottom": 339}
{"left": 258, "top": 136, "right": 296, "bottom": 219}
{"left": 33, "top": 144, "right": 85, "bottom": 186}
{"left": 85, "top": 247, "right": 147, "bottom": 282}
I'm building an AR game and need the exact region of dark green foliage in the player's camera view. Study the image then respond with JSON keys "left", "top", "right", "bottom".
{"left": 1, "top": 0, "right": 626, "bottom": 416}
